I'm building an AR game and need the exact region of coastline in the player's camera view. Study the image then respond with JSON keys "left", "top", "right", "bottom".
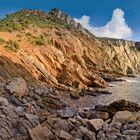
{"left": 0, "top": 77, "right": 140, "bottom": 139}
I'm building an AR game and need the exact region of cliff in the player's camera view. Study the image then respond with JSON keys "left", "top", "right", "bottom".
{"left": 0, "top": 9, "right": 139, "bottom": 90}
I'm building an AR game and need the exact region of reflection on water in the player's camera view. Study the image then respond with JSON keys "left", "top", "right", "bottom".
{"left": 94, "top": 76, "right": 140, "bottom": 105}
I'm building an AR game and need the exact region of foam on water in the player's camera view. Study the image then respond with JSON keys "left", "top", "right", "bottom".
{"left": 125, "top": 79, "right": 137, "bottom": 83}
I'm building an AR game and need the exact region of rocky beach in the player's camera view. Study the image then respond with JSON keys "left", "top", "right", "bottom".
{"left": 0, "top": 8, "right": 139, "bottom": 140}
{"left": 0, "top": 77, "right": 140, "bottom": 139}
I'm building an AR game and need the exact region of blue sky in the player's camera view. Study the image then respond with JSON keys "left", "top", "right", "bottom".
{"left": 0, "top": 0, "right": 139, "bottom": 41}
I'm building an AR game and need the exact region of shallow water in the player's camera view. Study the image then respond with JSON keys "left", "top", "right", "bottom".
{"left": 102, "top": 77, "right": 140, "bottom": 105}
{"left": 59, "top": 76, "right": 140, "bottom": 109}
{"left": 94, "top": 76, "right": 140, "bottom": 105}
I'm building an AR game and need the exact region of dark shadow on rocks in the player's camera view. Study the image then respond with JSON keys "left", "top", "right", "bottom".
{"left": 0, "top": 56, "right": 37, "bottom": 85}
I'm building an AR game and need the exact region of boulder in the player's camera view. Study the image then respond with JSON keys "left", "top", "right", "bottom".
{"left": 70, "top": 92, "right": 80, "bottom": 99}
{"left": 89, "top": 111, "right": 109, "bottom": 120}
{"left": 58, "top": 107, "right": 77, "bottom": 118}
{"left": 29, "top": 125, "right": 55, "bottom": 140}
{"left": 84, "top": 131, "right": 96, "bottom": 140}
{"left": 112, "top": 111, "right": 140, "bottom": 123}
{"left": 59, "top": 130, "right": 73, "bottom": 140}
{"left": 95, "top": 100, "right": 140, "bottom": 116}
{"left": 0, "top": 97, "right": 9, "bottom": 106}
{"left": 107, "top": 100, "right": 140, "bottom": 112}
{"left": 53, "top": 118, "right": 73, "bottom": 132}
{"left": 109, "top": 122, "right": 122, "bottom": 130}
{"left": 6, "top": 78, "right": 27, "bottom": 98}
{"left": 42, "top": 94, "right": 67, "bottom": 110}
{"left": 25, "top": 114, "right": 39, "bottom": 122}
{"left": 88, "top": 119, "right": 104, "bottom": 131}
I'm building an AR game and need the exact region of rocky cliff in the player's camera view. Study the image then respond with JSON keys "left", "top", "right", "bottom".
{"left": 0, "top": 9, "right": 139, "bottom": 90}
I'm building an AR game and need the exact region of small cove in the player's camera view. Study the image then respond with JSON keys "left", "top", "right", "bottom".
{"left": 59, "top": 76, "right": 140, "bottom": 109}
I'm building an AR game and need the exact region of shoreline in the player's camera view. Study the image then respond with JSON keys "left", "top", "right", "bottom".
{"left": 0, "top": 77, "right": 140, "bottom": 139}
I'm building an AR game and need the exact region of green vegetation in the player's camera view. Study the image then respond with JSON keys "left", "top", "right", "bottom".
{"left": 0, "top": 10, "right": 72, "bottom": 32}
{"left": 47, "top": 38, "right": 53, "bottom": 45}
{"left": 27, "top": 34, "right": 46, "bottom": 46}
{"left": 130, "top": 46, "right": 138, "bottom": 52}
{"left": 34, "top": 35, "right": 46, "bottom": 46}
{"left": 65, "top": 24, "right": 72, "bottom": 30}
{"left": 0, "top": 38, "right": 20, "bottom": 52}
{"left": 0, "top": 38, "right": 5, "bottom": 45}
{"left": 4, "top": 40, "right": 20, "bottom": 52}
{"left": 55, "top": 31, "right": 65, "bottom": 40}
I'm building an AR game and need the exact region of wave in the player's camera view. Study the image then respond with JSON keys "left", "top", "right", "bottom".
{"left": 125, "top": 79, "right": 137, "bottom": 83}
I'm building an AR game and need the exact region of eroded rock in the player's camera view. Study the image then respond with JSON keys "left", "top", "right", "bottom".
{"left": 6, "top": 78, "right": 27, "bottom": 98}
{"left": 88, "top": 119, "right": 104, "bottom": 131}
{"left": 112, "top": 111, "right": 140, "bottom": 123}
{"left": 29, "top": 125, "right": 55, "bottom": 140}
{"left": 58, "top": 107, "right": 77, "bottom": 118}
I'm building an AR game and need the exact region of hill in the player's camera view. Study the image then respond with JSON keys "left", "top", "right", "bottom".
{"left": 0, "top": 8, "right": 140, "bottom": 140}
{"left": 0, "top": 9, "right": 139, "bottom": 90}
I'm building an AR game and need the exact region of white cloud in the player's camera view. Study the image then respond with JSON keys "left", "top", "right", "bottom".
{"left": 74, "top": 8, "right": 133, "bottom": 39}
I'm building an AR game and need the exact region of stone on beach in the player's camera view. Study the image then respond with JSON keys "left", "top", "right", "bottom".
{"left": 112, "top": 111, "right": 140, "bottom": 123}
{"left": 88, "top": 119, "right": 104, "bottom": 131}
{"left": 6, "top": 78, "right": 27, "bottom": 98}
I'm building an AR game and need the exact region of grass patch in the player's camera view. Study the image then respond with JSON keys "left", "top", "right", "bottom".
{"left": 0, "top": 10, "right": 74, "bottom": 32}
{"left": 28, "top": 34, "right": 46, "bottom": 46}
{"left": 4, "top": 40, "right": 20, "bottom": 52}
{"left": 0, "top": 38, "right": 5, "bottom": 45}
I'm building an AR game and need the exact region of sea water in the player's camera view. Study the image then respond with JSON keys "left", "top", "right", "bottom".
{"left": 94, "top": 76, "right": 140, "bottom": 105}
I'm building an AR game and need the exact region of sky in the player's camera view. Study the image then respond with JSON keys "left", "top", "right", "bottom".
{"left": 0, "top": 0, "right": 139, "bottom": 41}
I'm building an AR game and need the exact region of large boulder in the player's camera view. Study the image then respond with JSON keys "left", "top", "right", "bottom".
{"left": 95, "top": 100, "right": 140, "bottom": 116}
{"left": 112, "top": 111, "right": 140, "bottom": 123}
{"left": 107, "top": 100, "right": 140, "bottom": 112}
{"left": 88, "top": 119, "right": 104, "bottom": 131}
{"left": 29, "top": 125, "right": 55, "bottom": 140}
{"left": 6, "top": 78, "right": 27, "bottom": 98}
{"left": 42, "top": 94, "right": 67, "bottom": 110}
{"left": 79, "top": 110, "right": 109, "bottom": 120}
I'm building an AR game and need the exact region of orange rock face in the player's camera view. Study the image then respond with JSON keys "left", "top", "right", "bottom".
{"left": 0, "top": 11, "right": 139, "bottom": 90}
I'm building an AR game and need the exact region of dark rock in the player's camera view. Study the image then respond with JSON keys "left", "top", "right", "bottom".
{"left": 59, "top": 130, "right": 73, "bottom": 140}
{"left": 25, "top": 114, "right": 39, "bottom": 122}
{"left": 53, "top": 118, "right": 73, "bottom": 132}
{"left": 29, "top": 125, "right": 55, "bottom": 140}
{"left": 109, "top": 122, "right": 122, "bottom": 130}
{"left": 108, "top": 100, "right": 140, "bottom": 112}
{"left": 84, "top": 131, "right": 96, "bottom": 140}
{"left": 7, "top": 96, "right": 23, "bottom": 106}
{"left": 95, "top": 100, "right": 140, "bottom": 116}
{"left": 58, "top": 107, "right": 77, "bottom": 118}
{"left": 79, "top": 110, "right": 109, "bottom": 120}
{"left": 70, "top": 92, "right": 80, "bottom": 99}
{"left": 42, "top": 94, "right": 67, "bottom": 110}
{"left": 88, "top": 111, "right": 109, "bottom": 120}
